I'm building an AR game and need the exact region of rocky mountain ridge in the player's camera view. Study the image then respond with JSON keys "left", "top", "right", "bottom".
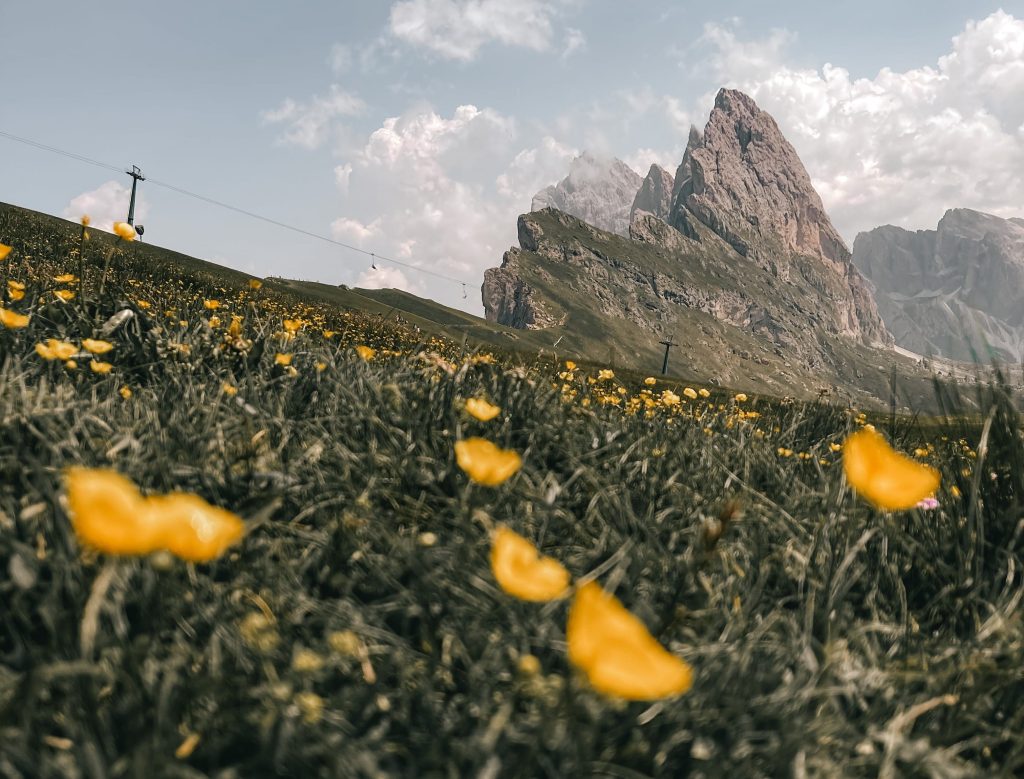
{"left": 485, "top": 88, "right": 908, "bottom": 403}
{"left": 854, "top": 208, "right": 1024, "bottom": 362}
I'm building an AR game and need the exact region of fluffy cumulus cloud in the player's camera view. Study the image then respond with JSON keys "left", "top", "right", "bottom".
{"left": 699, "top": 10, "right": 1024, "bottom": 240}
{"left": 388, "top": 0, "right": 580, "bottom": 61}
{"left": 356, "top": 265, "right": 416, "bottom": 292}
{"left": 262, "top": 85, "right": 365, "bottom": 149}
{"left": 62, "top": 180, "right": 147, "bottom": 232}
{"left": 329, "top": 104, "right": 584, "bottom": 310}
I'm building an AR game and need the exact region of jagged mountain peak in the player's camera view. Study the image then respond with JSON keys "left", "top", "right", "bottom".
{"left": 630, "top": 163, "right": 675, "bottom": 223}
{"left": 531, "top": 152, "right": 642, "bottom": 237}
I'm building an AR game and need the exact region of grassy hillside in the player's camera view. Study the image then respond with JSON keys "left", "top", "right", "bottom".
{"left": 1, "top": 203, "right": 1023, "bottom": 776}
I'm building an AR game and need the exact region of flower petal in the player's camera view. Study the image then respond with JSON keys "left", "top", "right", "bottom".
{"left": 843, "top": 427, "right": 940, "bottom": 510}
{"left": 490, "top": 526, "right": 569, "bottom": 601}
{"left": 454, "top": 438, "right": 522, "bottom": 486}
{"left": 567, "top": 582, "right": 693, "bottom": 701}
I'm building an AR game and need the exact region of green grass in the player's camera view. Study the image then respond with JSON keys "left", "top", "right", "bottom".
{"left": 1, "top": 204, "right": 1023, "bottom": 777}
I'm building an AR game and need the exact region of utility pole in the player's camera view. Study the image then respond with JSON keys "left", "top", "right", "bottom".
{"left": 659, "top": 335, "right": 675, "bottom": 375}
{"left": 125, "top": 165, "right": 145, "bottom": 226}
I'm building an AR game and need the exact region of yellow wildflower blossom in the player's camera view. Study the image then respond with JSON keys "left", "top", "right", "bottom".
{"left": 454, "top": 438, "right": 522, "bottom": 486}
{"left": 490, "top": 526, "right": 570, "bottom": 601}
{"left": 843, "top": 427, "right": 940, "bottom": 510}
{"left": 465, "top": 397, "right": 501, "bottom": 422}
{"left": 567, "top": 582, "right": 693, "bottom": 701}
{"left": 82, "top": 338, "right": 114, "bottom": 354}
{"left": 0, "top": 306, "right": 30, "bottom": 329}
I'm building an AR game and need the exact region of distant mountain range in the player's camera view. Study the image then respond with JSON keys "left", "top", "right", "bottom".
{"left": 854, "top": 209, "right": 1024, "bottom": 363}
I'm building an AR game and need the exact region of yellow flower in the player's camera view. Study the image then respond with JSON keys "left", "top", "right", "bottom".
{"left": 283, "top": 318, "right": 303, "bottom": 333}
{"left": 8, "top": 288, "right": 24, "bottom": 302}
{"left": 356, "top": 345, "right": 376, "bottom": 361}
{"left": 35, "top": 339, "right": 77, "bottom": 361}
{"left": 248, "top": 279, "right": 263, "bottom": 290}
{"left": 660, "top": 390, "right": 681, "bottom": 407}
{"left": 275, "top": 353, "right": 293, "bottom": 366}
{"left": 490, "top": 526, "right": 570, "bottom": 601}
{"left": 698, "top": 388, "right": 711, "bottom": 398}
{"left": 53, "top": 273, "right": 77, "bottom": 283}
{"left": 203, "top": 299, "right": 220, "bottom": 310}
{"left": 565, "top": 360, "right": 577, "bottom": 371}
{"left": 89, "top": 361, "right": 113, "bottom": 374}
{"left": 119, "top": 386, "right": 132, "bottom": 399}
{"left": 454, "top": 438, "right": 522, "bottom": 486}
{"left": 136, "top": 299, "right": 152, "bottom": 309}
{"left": 82, "top": 338, "right": 114, "bottom": 355}
{"left": 80, "top": 215, "right": 91, "bottom": 226}
{"left": 567, "top": 582, "right": 693, "bottom": 701}
{"left": 8, "top": 280, "right": 25, "bottom": 292}
{"left": 64, "top": 360, "right": 78, "bottom": 371}
{"left": 207, "top": 315, "right": 221, "bottom": 328}
{"left": 0, "top": 243, "right": 11, "bottom": 262}
{"left": 0, "top": 306, "right": 30, "bottom": 329}
{"left": 65, "top": 468, "right": 244, "bottom": 561}
{"left": 842, "top": 427, "right": 940, "bottom": 510}
{"left": 829, "top": 442, "right": 843, "bottom": 452}
{"left": 112, "top": 222, "right": 136, "bottom": 241}
{"left": 598, "top": 369, "right": 615, "bottom": 381}
{"left": 735, "top": 393, "right": 748, "bottom": 403}
{"left": 145, "top": 493, "right": 245, "bottom": 562}
{"left": 465, "top": 397, "right": 501, "bottom": 422}
{"left": 54, "top": 289, "right": 76, "bottom": 302}
{"left": 644, "top": 377, "right": 657, "bottom": 386}
{"left": 315, "top": 362, "right": 327, "bottom": 372}
{"left": 322, "top": 330, "right": 336, "bottom": 339}
{"left": 222, "top": 382, "right": 238, "bottom": 396}
{"left": 65, "top": 468, "right": 167, "bottom": 555}
{"left": 683, "top": 387, "right": 698, "bottom": 400}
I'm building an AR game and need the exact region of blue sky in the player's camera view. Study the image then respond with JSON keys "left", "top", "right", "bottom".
{"left": 2, "top": 1, "right": 1023, "bottom": 312}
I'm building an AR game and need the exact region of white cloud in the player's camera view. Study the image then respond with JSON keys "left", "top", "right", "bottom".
{"left": 495, "top": 135, "right": 577, "bottom": 203}
{"left": 331, "top": 216, "right": 380, "bottom": 245}
{"left": 262, "top": 85, "right": 365, "bottom": 149}
{"left": 62, "top": 180, "right": 147, "bottom": 232}
{"left": 623, "top": 147, "right": 678, "bottom": 177}
{"left": 699, "top": 10, "right": 1024, "bottom": 240}
{"left": 334, "top": 163, "right": 353, "bottom": 194}
{"left": 561, "top": 27, "right": 586, "bottom": 60}
{"left": 324, "top": 104, "right": 588, "bottom": 310}
{"left": 356, "top": 264, "right": 416, "bottom": 292}
{"left": 387, "top": 0, "right": 580, "bottom": 61}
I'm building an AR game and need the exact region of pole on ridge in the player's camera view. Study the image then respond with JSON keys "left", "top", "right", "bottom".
{"left": 659, "top": 335, "right": 675, "bottom": 375}
{"left": 126, "top": 165, "right": 145, "bottom": 226}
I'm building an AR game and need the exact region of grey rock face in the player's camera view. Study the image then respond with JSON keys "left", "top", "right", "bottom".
{"left": 854, "top": 208, "right": 1024, "bottom": 362}
{"left": 629, "top": 164, "right": 675, "bottom": 223}
{"left": 531, "top": 152, "right": 642, "bottom": 237}
{"left": 667, "top": 88, "right": 889, "bottom": 346}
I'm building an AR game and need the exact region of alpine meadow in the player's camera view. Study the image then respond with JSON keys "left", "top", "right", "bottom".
{"left": 3, "top": 3, "right": 1024, "bottom": 778}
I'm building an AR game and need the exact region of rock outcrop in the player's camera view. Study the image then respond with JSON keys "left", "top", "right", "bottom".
{"left": 629, "top": 164, "right": 674, "bottom": 223}
{"left": 854, "top": 208, "right": 1024, "bottom": 362}
{"left": 481, "top": 88, "right": 922, "bottom": 404}
{"left": 531, "top": 152, "right": 642, "bottom": 237}
{"left": 662, "top": 89, "right": 889, "bottom": 346}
